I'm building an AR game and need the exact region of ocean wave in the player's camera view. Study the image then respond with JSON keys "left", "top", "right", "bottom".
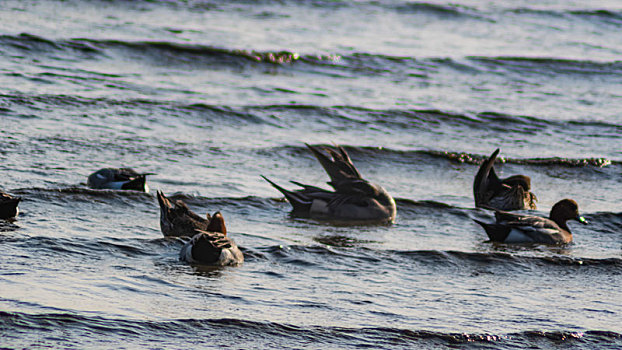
{"left": 390, "top": 2, "right": 486, "bottom": 20}
{"left": 3, "top": 33, "right": 621, "bottom": 79}
{"left": 2, "top": 310, "right": 620, "bottom": 349}
{"left": 250, "top": 244, "right": 622, "bottom": 272}
{"left": 13, "top": 186, "right": 154, "bottom": 205}
{"left": 270, "top": 144, "right": 618, "bottom": 168}
{"left": 508, "top": 7, "right": 622, "bottom": 26}
{"left": 469, "top": 56, "right": 622, "bottom": 76}
{"left": 6, "top": 235, "right": 173, "bottom": 260}
{"left": 8, "top": 92, "right": 620, "bottom": 136}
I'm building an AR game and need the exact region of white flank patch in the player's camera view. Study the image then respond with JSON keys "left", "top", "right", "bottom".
{"left": 310, "top": 199, "right": 329, "bottom": 215}
{"left": 104, "top": 181, "right": 126, "bottom": 189}
{"left": 505, "top": 229, "right": 534, "bottom": 243}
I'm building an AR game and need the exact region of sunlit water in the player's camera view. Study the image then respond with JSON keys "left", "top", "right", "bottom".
{"left": 1, "top": 1, "right": 621, "bottom": 348}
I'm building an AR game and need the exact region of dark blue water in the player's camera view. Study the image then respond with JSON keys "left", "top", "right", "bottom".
{"left": 1, "top": 1, "right": 621, "bottom": 349}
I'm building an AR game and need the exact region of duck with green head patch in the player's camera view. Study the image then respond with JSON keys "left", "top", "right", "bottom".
{"left": 473, "top": 199, "right": 588, "bottom": 244}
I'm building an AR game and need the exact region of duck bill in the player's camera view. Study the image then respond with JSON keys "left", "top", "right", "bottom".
{"left": 576, "top": 216, "right": 588, "bottom": 225}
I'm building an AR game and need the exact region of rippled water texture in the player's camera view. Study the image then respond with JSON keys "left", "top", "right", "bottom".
{"left": 1, "top": 1, "right": 621, "bottom": 349}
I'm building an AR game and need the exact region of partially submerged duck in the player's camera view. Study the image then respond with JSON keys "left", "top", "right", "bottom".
{"left": 473, "top": 199, "right": 588, "bottom": 244}
{"left": 262, "top": 143, "right": 396, "bottom": 223}
{"left": 473, "top": 149, "right": 537, "bottom": 211}
{"left": 180, "top": 212, "right": 243, "bottom": 266}
{"left": 0, "top": 190, "right": 20, "bottom": 219}
{"left": 156, "top": 190, "right": 210, "bottom": 237}
{"left": 87, "top": 168, "right": 152, "bottom": 192}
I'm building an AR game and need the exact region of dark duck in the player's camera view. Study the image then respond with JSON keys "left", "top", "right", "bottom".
{"left": 473, "top": 149, "right": 537, "bottom": 211}
{"left": 0, "top": 190, "right": 20, "bottom": 219}
{"left": 87, "top": 168, "right": 152, "bottom": 192}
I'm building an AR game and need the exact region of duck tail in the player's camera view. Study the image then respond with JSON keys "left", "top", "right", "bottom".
{"left": 261, "top": 175, "right": 312, "bottom": 212}
{"left": 156, "top": 190, "right": 171, "bottom": 210}
{"left": 0, "top": 196, "right": 20, "bottom": 219}
{"left": 473, "top": 148, "right": 502, "bottom": 207}
{"left": 472, "top": 218, "right": 510, "bottom": 242}
{"left": 121, "top": 175, "right": 147, "bottom": 191}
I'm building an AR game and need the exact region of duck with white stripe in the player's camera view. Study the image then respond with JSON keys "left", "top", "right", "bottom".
{"left": 262, "top": 143, "right": 396, "bottom": 224}
{"left": 87, "top": 168, "right": 153, "bottom": 192}
{"left": 473, "top": 199, "right": 588, "bottom": 244}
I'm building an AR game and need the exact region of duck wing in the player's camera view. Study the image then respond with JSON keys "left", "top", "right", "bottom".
{"left": 305, "top": 144, "right": 363, "bottom": 190}
{"left": 473, "top": 149, "right": 503, "bottom": 207}
{"left": 157, "top": 191, "right": 209, "bottom": 237}
{"left": 494, "top": 212, "right": 564, "bottom": 243}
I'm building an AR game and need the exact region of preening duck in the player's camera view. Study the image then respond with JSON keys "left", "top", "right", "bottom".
{"left": 87, "top": 168, "right": 152, "bottom": 192}
{"left": 0, "top": 190, "right": 20, "bottom": 219}
{"left": 179, "top": 212, "right": 243, "bottom": 266}
{"left": 156, "top": 190, "right": 210, "bottom": 237}
{"left": 473, "top": 199, "right": 588, "bottom": 244}
{"left": 262, "top": 143, "right": 396, "bottom": 224}
{"left": 473, "top": 149, "right": 537, "bottom": 211}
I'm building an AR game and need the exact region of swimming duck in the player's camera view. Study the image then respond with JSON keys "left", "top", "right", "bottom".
{"left": 262, "top": 143, "right": 396, "bottom": 223}
{"left": 473, "top": 199, "right": 588, "bottom": 244}
{"left": 473, "top": 149, "right": 537, "bottom": 211}
{"left": 180, "top": 212, "right": 244, "bottom": 266}
{"left": 87, "top": 168, "right": 152, "bottom": 192}
{"left": 0, "top": 190, "right": 20, "bottom": 219}
{"left": 156, "top": 190, "right": 210, "bottom": 237}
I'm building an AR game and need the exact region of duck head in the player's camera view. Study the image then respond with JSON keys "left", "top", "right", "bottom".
{"left": 550, "top": 199, "right": 588, "bottom": 227}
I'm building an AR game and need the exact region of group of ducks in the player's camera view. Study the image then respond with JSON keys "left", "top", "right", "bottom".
{"left": 0, "top": 144, "right": 588, "bottom": 266}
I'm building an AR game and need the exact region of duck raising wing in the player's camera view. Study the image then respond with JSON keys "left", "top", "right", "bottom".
{"left": 157, "top": 190, "right": 210, "bottom": 237}
{"left": 473, "top": 149, "right": 537, "bottom": 211}
{"left": 262, "top": 144, "right": 396, "bottom": 223}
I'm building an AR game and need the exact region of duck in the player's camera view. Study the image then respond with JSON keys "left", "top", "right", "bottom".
{"left": 179, "top": 212, "right": 244, "bottom": 266}
{"left": 0, "top": 190, "right": 21, "bottom": 219}
{"left": 87, "top": 168, "right": 152, "bottom": 192}
{"left": 156, "top": 190, "right": 210, "bottom": 237}
{"left": 473, "top": 149, "right": 537, "bottom": 211}
{"left": 473, "top": 199, "right": 588, "bottom": 244}
{"left": 262, "top": 143, "right": 396, "bottom": 223}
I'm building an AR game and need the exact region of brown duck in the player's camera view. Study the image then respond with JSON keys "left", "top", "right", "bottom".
{"left": 473, "top": 199, "right": 588, "bottom": 244}
{"left": 473, "top": 149, "right": 537, "bottom": 211}
{"left": 179, "top": 212, "right": 243, "bottom": 266}
{"left": 156, "top": 191, "right": 210, "bottom": 237}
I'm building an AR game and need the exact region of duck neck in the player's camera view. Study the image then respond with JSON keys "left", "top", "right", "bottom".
{"left": 551, "top": 214, "right": 571, "bottom": 233}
